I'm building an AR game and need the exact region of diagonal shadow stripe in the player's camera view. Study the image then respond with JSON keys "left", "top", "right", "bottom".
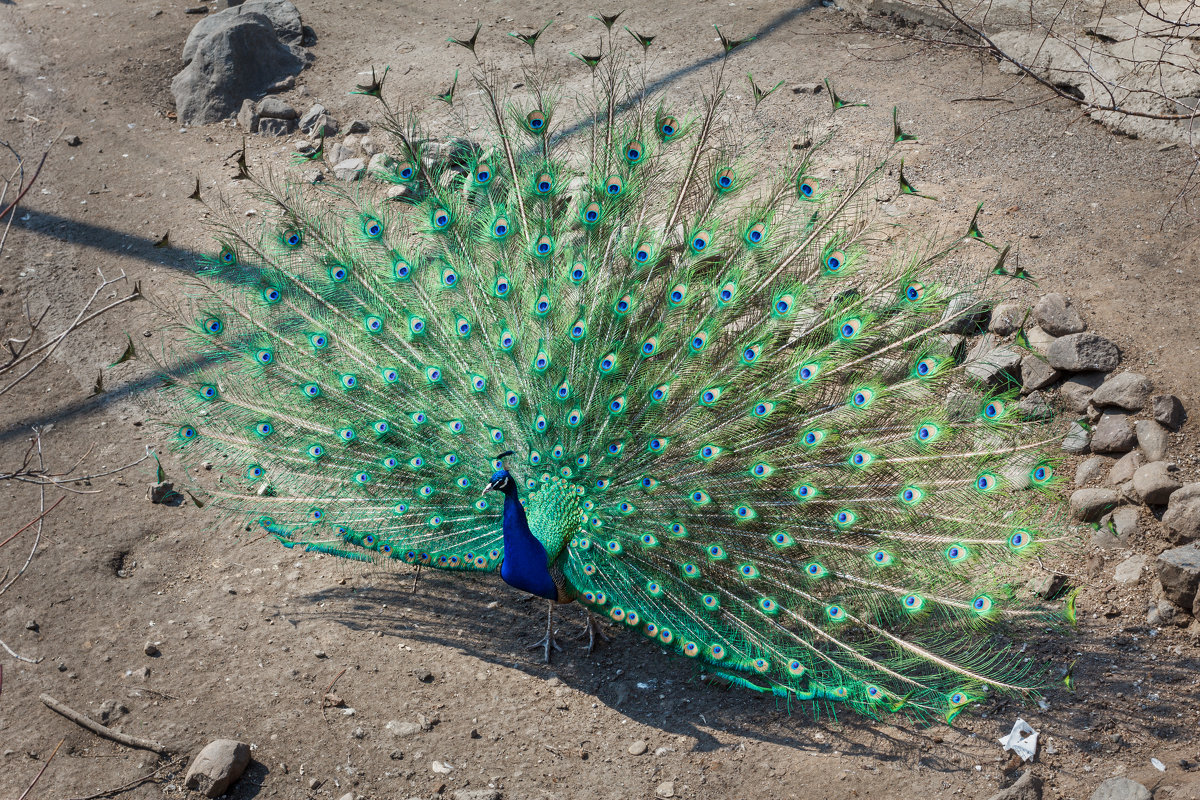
{"left": 0, "top": 4, "right": 818, "bottom": 445}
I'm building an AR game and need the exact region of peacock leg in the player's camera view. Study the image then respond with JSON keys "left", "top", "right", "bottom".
{"left": 525, "top": 600, "right": 563, "bottom": 663}
{"left": 410, "top": 563, "right": 422, "bottom": 594}
{"left": 577, "top": 609, "right": 611, "bottom": 655}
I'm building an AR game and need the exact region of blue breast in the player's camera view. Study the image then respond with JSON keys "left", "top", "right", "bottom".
{"left": 498, "top": 487, "right": 560, "bottom": 601}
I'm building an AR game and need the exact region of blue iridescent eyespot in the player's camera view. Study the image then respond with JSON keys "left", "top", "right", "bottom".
{"left": 179, "top": 425, "right": 198, "bottom": 440}
{"left": 218, "top": 247, "right": 236, "bottom": 265}
{"left": 625, "top": 140, "right": 643, "bottom": 163}
{"left": 262, "top": 287, "right": 281, "bottom": 303}
{"left": 394, "top": 259, "right": 412, "bottom": 280}
{"left": 203, "top": 317, "right": 223, "bottom": 334}
{"left": 363, "top": 217, "right": 383, "bottom": 238}
{"left": 431, "top": 208, "right": 451, "bottom": 229}
{"left": 283, "top": 229, "right": 302, "bottom": 247}
{"left": 199, "top": 385, "right": 218, "bottom": 399}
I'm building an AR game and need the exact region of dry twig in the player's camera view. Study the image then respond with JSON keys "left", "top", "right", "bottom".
{"left": 40, "top": 693, "right": 171, "bottom": 754}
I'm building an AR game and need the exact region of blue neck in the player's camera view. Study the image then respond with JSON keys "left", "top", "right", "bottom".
{"left": 497, "top": 483, "right": 559, "bottom": 601}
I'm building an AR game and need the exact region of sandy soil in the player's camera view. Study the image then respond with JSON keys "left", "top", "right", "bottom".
{"left": 2, "top": 0, "right": 1200, "bottom": 798}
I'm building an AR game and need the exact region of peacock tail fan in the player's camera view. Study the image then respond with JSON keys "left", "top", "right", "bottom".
{"left": 158, "top": 21, "right": 1078, "bottom": 723}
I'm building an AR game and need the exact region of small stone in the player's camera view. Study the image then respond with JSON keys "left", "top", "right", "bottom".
{"left": 333, "top": 158, "right": 365, "bottom": 181}
{"left": 185, "top": 740, "right": 251, "bottom": 798}
{"left": 257, "top": 96, "right": 297, "bottom": 119}
{"left": 1025, "top": 325, "right": 1055, "bottom": 355}
{"left": 1070, "top": 488, "right": 1118, "bottom": 522}
{"left": 1020, "top": 355, "right": 1060, "bottom": 392}
{"left": 1033, "top": 292, "right": 1085, "bottom": 336}
{"left": 431, "top": 760, "right": 454, "bottom": 774}
{"left": 313, "top": 649, "right": 327, "bottom": 659}
{"left": 965, "top": 342, "right": 1021, "bottom": 387}
{"left": 368, "top": 152, "right": 398, "bottom": 179}
{"left": 1158, "top": 542, "right": 1200, "bottom": 608}
{"left": 268, "top": 74, "right": 296, "bottom": 92}
{"left": 1075, "top": 456, "right": 1107, "bottom": 487}
{"left": 1028, "top": 573, "right": 1066, "bottom": 599}
{"left": 1135, "top": 419, "right": 1170, "bottom": 462}
{"left": 1164, "top": 483, "right": 1200, "bottom": 544}
{"left": 415, "top": 670, "right": 436, "bottom": 684}
{"left": 417, "top": 712, "right": 438, "bottom": 730}
{"left": 386, "top": 720, "right": 423, "bottom": 738}
{"left": 328, "top": 143, "right": 354, "bottom": 165}
{"left": 469, "top": 728, "right": 481, "bottom": 739}
{"left": 302, "top": 169, "right": 323, "bottom": 185}
{"left": 310, "top": 113, "right": 339, "bottom": 136}
{"left": 1153, "top": 394, "right": 1186, "bottom": 429}
{"left": 257, "top": 118, "right": 295, "bottom": 136}
{"left": 1047, "top": 332, "right": 1120, "bottom": 373}
{"left": 1091, "top": 412, "right": 1137, "bottom": 454}
{"left": 236, "top": 98, "right": 259, "bottom": 132}
{"left": 1061, "top": 421, "right": 1091, "bottom": 455}
{"left": 308, "top": 777, "right": 321, "bottom": 790}
{"left": 628, "top": 739, "right": 648, "bottom": 756}
{"left": 988, "top": 302, "right": 1024, "bottom": 336}
{"left": 452, "top": 790, "right": 500, "bottom": 800}
{"left": 323, "top": 692, "right": 344, "bottom": 708}
{"left": 1092, "top": 372, "right": 1153, "bottom": 411}
{"left": 1089, "top": 777, "right": 1151, "bottom": 800}
{"left": 1113, "top": 554, "right": 1148, "bottom": 586}
{"left": 656, "top": 781, "right": 676, "bottom": 799}
{"left": 387, "top": 183, "right": 420, "bottom": 200}
{"left": 147, "top": 481, "right": 180, "bottom": 504}
{"left": 298, "top": 103, "right": 327, "bottom": 132}
{"left": 347, "top": 119, "right": 370, "bottom": 134}
{"left": 25, "top": 620, "right": 38, "bottom": 631}
{"left": 792, "top": 82, "right": 823, "bottom": 93}
{"left": 1015, "top": 391, "right": 1052, "bottom": 420}
{"left": 144, "top": 642, "right": 161, "bottom": 657}
{"left": 336, "top": 793, "right": 356, "bottom": 800}
{"left": 1133, "top": 461, "right": 1182, "bottom": 506}
{"left": 1092, "top": 507, "right": 1139, "bottom": 549}
{"left": 941, "top": 295, "right": 990, "bottom": 335}
{"left": 126, "top": 665, "right": 151, "bottom": 680}
{"left": 352, "top": 726, "right": 366, "bottom": 739}
{"left": 985, "top": 771, "right": 1042, "bottom": 800}
{"left": 1147, "top": 599, "right": 1178, "bottom": 627}
{"left": 1106, "top": 451, "right": 1144, "bottom": 486}
{"left": 1059, "top": 372, "right": 1106, "bottom": 413}
{"left": 359, "top": 136, "right": 377, "bottom": 156}
{"left": 96, "top": 699, "right": 130, "bottom": 723}
{"left": 64, "top": 134, "right": 82, "bottom": 146}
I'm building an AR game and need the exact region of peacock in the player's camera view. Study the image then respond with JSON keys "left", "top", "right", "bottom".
{"left": 160, "top": 17, "right": 1076, "bottom": 723}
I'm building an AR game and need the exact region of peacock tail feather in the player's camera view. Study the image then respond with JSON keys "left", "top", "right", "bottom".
{"left": 160, "top": 24, "right": 1074, "bottom": 723}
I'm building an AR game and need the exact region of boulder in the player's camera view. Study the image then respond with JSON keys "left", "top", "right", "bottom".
{"left": 182, "top": 0, "right": 303, "bottom": 65}
{"left": 1059, "top": 371, "right": 1106, "bottom": 413}
{"left": 1060, "top": 421, "right": 1090, "bottom": 454}
{"left": 1089, "top": 777, "right": 1150, "bottom": 800}
{"left": 988, "top": 302, "right": 1024, "bottom": 336}
{"left": 1047, "top": 332, "right": 1120, "bottom": 373}
{"left": 185, "top": 739, "right": 251, "bottom": 798}
{"left": 1090, "top": 371, "right": 1152, "bottom": 411}
{"left": 258, "top": 118, "right": 295, "bottom": 136}
{"left": 1132, "top": 461, "right": 1181, "bottom": 505}
{"left": 1152, "top": 393, "right": 1185, "bottom": 429}
{"left": 1033, "top": 292, "right": 1085, "bottom": 336}
{"left": 171, "top": 13, "right": 309, "bottom": 126}
{"left": 1025, "top": 325, "right": 1055, "bottom": 355}
{"left": 1164, "top": 483, "right": 1200, "bottom": 544}
{"left": 1069, "top": 488, "right": 1118, "bottom": 522}
{"left": 1020, "top": 355, "right": 1060, "bottom": 392}
{"left": 1157, "top": 543, "right": 1200, "bottom": 609}
{"left": 1135, "top": 419, "right": 1169, "bottom": 462}
{"left": 257, "top": 96, "right": 297, "bottom": 119}
{"left": 1074, "top": 456, "right": 1106, "bottom": 487}
{"left": 1113, "top": 554, "right": 1148, "bottom": 586}
{"left": 1105, "top": 451, "right": 1144, "bottom": 486}
{"left": 1090, "top": 412, "right": 1136, "bottom": 454}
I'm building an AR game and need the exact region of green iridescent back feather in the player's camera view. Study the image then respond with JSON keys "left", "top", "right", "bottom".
{"left": 160, "top": 34, "right": 1074, "bottom": 722}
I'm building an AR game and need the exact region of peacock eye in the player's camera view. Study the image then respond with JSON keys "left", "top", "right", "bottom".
{"left": 824, "top": 249, "right": 845, "bottom": 272}
{"left": 905, "top": 281, "right": 925, "bottom": 301}
{"left": 526, "top": 109, "right": 547, "bottom": 131}
{"left": 282, "top": 229, "right": 302, "bottom": 247}
{"left": 797, "top": 175, "right": 819, "bottom": 199}
{"left": 745, "top": 221, "right": 767, "bottom": 244}
{"left": 397, "top": 162, "right": 416, "bottom": 180}
{"left": 473, "top": 162, "right": 492, "bottom": 184}
{"left": 431, "top": 207, "right": 452, "bottom": 229}
{"left": 690, "top": 230, "right": 711, "bottom": 252}
{"left": 362, "top": 217, "right": 384, "bottom": 238}
{"left": 492, "top": 217, "right": 510, "bottom": 238}
{"left": 625, "top": 140, "right": 644, "bottom": 163}
{"left": 604, "top": 175, "right": 624, "bottom": 196}
{"left": 533, "top": 172, "right": 554, "bottom": 194}
{"left": 534, "top": 235, "right": 553, "bottom": 256}
{"left": 713, "top": 168, "right": 735, "bottom": 191}
{"left": 218, "top": 247, "right": 236, "bottom": 265}
{"left": 394, "top": 259, "right": 412, "bottom": 280}
{"left": 659, "top": 116, "right": 678, "bottom": 140}
{"left": 581, "top": 201, "right": 603, "bottom": 225}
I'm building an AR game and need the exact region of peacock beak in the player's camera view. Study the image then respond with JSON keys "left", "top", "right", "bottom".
{"left": 482, "top": 479, "right": 497, "bottom": 495}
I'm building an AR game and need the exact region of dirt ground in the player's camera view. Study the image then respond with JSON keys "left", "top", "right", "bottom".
{"left": 2, "top": 0, "right": 1200, "bottom": 798}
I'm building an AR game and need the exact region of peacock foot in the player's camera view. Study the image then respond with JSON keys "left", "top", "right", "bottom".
{"left": 527, "top": 600, "right": 563, "bottom": 664}
{"left": 577, "top": 611, "right": 612, "bottom": 655}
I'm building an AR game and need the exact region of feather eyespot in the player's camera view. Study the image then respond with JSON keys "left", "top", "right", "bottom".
{"left": 839, "top": 318, "right": 863, "bottom": 339}
{"left": 824, "top": 249, "right": 845, "bottom": 272}
{"left": 218, "top": 247, "right": 236, "bottom": 265}
{"left": 178, "top": 425, "right": 198, "bottom": 440}
{"left": 494, "top": 277, "right": 511, "bottom": 297}
{"left": 364, "top": 315, "right": 384, "bottom": 333}
{"left": 797, "top": 175, "right": 820, "bottom": 199}
{"left": 362, "top": 217, "right": 383, "bottom": 238}
{"left": 983, "top": 400, "right": 1005, "bottom": 419}
{"left": 397, "top": 162, "right": 416, "bottom": 181}
{"left": 534, "top": 235, "right": 554, "bottom": 256}
{"left": 255, "top": 421, "right": 273, "bottom": 437}
{"left": 533, "top": 172, "right": 554, "bottom": 194}
{"left": 668, "top": 284, "right": 687, "bottom": 306}
{"left": 245, "top": 464, "right": 264, "bottom": 479}
{"left": 604, "top": 175, "right": 624, "bottom": 196}
{"left": 202, "top": 317, "right": 223, "bottom": 335}
{"left": 473, "top": 162, "right": 491, "bottom": 185}
{"left": 976, "top": 472, "right": 998, "bottom": 492}
{"left": 393, "top": 258, "right": 412, "bottom": 280}
{"left": 525, "top": 109, "right": 547, "bottom": 132}
{"left": 849, "top": 450, "right": 873, "bottom": 468}
{"left": 914, "top": 357, "right": 938, "bottom": 377}
{"left": 945, "top": 544, "right": 969, "bottom": 562}
{"left": 745, "top": 221, "right": 767, "bottom": 245}
{"left": 581, "top": 201, "right": 603, "bottom": 225}
{"left": 797, "top": 362, "right": 821, "bottom": 383}
{"left": 690, "top": 331, "right": 708, "bottom": 352}
{"left": 971, "top": 595, "right": 994, "bottom": 614}
{"left": 570, "top": 262, "right": 587, "bottom": 282}
{"left": 1030, "top": 464, "right": 1053, "bottom": 484}
{"left": 717, "top": 282, "right": 737, "bottom": 304}
{"left": 624, "top": 140, "right": 644, "bottom": 163}
{"left": 752, "top": 401, "right": 775, "bottom": 417}
{"left": 787, "top": 660, "right": 806, "bottom": 676}
{"left": 1008, "top": 529, "right": 1033, "bottom": 551}
{"left": 567, "top": 409, "right": 582, "bottom": 427}
{"left": 899, "top": 485, "right": 924, "bottom": 505}
{"left": 262, "top": 287, "right": 281, "bottom": 303}
{"left": 492, "top": 216, "right": 510, "bottom": 238}
{"left": 902, "top": 594, "right": 925, "bottom": 612}
{"left": 690, "top": 230, "right": 711, "bottom": 252}
{"left": 713, "top": 168, "right": 736, "bottom": 192}
{"left": 905, "top": 281, "right": 925, "bottom": 301}
{"left": 430, "top": 207, "right": 452, "bottom": 229}
{"left": 651, "top": 385, "right": 669, "bottom": 403}
{"left": 282, "top": 229, "right": 302, "bottom": 247}
{"left": 301, "top": 383, "right": 320, "bottom": 398}
{"left": 658, "top": 116, "right": 679, "bottom": 140}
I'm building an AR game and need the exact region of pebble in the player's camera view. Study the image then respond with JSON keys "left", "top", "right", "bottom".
{"left": 431, "top": 760, "right": 454, "bottom": 774}
{"left": 1091, "top": 412, "right": 1137, "bottom": 454}
{"left": 965, "top": 344, "right": 1021, "bottom": 387}
{"left": 792, "top": 82, "right": 823, "bottom": 93}
{"left": 1157, "top": 542, "right": 1200, "bottom": 607}
{"left": 1153, "top": 394, "right": 1186, "bottom": 429}
{"left": 298, "top": 103, "right": 327, "bottom": 132}
{"left": 144, "top": 642, "right": 161, "bottom": 657}
{"left": 1028, "top": 573, "right": 1066, "bottom": 599}
{"left": 368, "top": 152, "right": 398, "bottom": 178}
{"left": 185, "top": 739, "right": 251, "bottom": 798}
{"left": 328, "top": 143, "right": 355, "bottom": 165}
{"left": 347, "top": 119, "right": 370, "bottom": 134}
{"left": 985, "top": 771, "right": 1041, "bottom": 800}
{"left": 628, "top": 740, "right": 648, "bottom": 756}
{"left": 1113, "top": 554, "right": 1148, "bottom": 586}
{"left": 258, "top": 118, "right": 295, "bottom": 136}
{"left": 1135, "top": 419, "right": 1170, "bottom": 462}
{"left": 1132, "top": 461, "right": 1181, "bottom": 505}
{"left": 126, "top": 665, "right": 151, "bottom": 680}
{"left": 1164, "top": 483, "right": 1200, "bottom": 544}
{"left": 25, "top": 620, "right": 38, "bottom": 631}
{"left": 1047, "top": 332, "right": 1120, "bottom": 373}
{"left": 1069, "top": 488, "right": 1118, "bottom": 522}
{"left": 451, "top": 790, "right": 500, "bottom": 800}
{"left": 1091, "top": 371, "right": 1152, "bottom": 411}
{"left": 1089, "top": 777, "right": 1151, "bottom": 800}
{"left": 1015, "top": 391, "right": 1052, "bottom": 420}
{"left": 386, "top": 720, "right": 423, "bottom": 738}
{"left": 1059, "top": 371, "right": 1106, "bottom": 413}
{"left": 352, "top": 726, "right": 366, "bottom": 739}
{"left": 656, "top": 781, "right": 676, "bottom": 798}
{"left": 1075, "top": 456, "right": 1107, "bottom": 487}
{"left": 1033, "top": 292, "right": 1086, "bottom": 336}
{"left": 313, "top": 649, "right": 327, "bottom": 659}
{"left": 1147, "top": 599, "right": 1178, "bottom": 627}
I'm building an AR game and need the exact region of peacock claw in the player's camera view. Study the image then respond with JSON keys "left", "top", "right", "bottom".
{"left": 528, "top": 600, "right": 562, "bottom": 664}
{"left": 578, "top": 611, "right": 611, "bottom": 655}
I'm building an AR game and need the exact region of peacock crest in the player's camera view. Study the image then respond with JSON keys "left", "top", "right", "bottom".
{"left": 159, "top": 16, "right": 1076, "bottom": 723}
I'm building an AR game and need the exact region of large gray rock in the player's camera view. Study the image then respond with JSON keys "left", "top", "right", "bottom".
{"left": 1069, "top": 488, "right": 1118, "bottom": 522}
{"left": 333, "top": 158, "right": 366, "bottom": 181}
{"left": 1033, "top": 292, "right": 1085, "bottom": 336}
{"left": 1091, "top": 371, "right": 1152, "bottom": 411}
{"left": 1092, "top": 506, "right": 1138, "bottom": 549}
{"left": 1164, "top": 483, "right": 1200, "bottom": 544}
{"left": 986, "top": 771, "right": 1042, "bottom": 800}
{"left": 1020, "top": 355, "right": 1060, "bottom": 392}
{"left": 257, "top": 96, "right": 297, "bottom": 119}
{"left": 1060, "top": 421, "right": 1091, "bottom": 454}
{"left": 965, "top": 342, "right": 1021, "bottom": 387}
{"left": 298, "top": 103, "right": 327, "bottom": 132}
{"left": 1106, "top": 451, "right": 1144, "bottom": 486}
{"left": 1133, "top": 461, "right": 1181, "bottom": 505}
{"left": 1047, "top": 332, "right": 1120, "bottom": 373}
{"left": 182, "top": 0, "right": 303, "bottom": 65}
{"left": 1089, "top": 777, "right": 1150, "bottom": 800}
{"left": 1059, "top": 371, "right": 1106, "bottom": 413}
{"left": 1075, "top": 456, "right": 1107, "bottom": 487}
{"left": 185, "top": 739, "right": 251, "bottom": 798}
{"left": 171, "top": 13, "right": 309, "bottom": 126}
{"left": 1157, "top": 543, "right": 1200, "bottom": 610}
{"left": 1025, "top": 325, "right": 1055, "bottom": 355}
{"left": 1091, "top": 412, "right": 1136, "bottom": 454}
{"left": 1135, "top": 419, "right": 1169, "bottom": 462}
{"left": 988, "top": 302, "right": 1024, "bottom": 336}
{"left": 1153, "top": 393, "right": 1185, "bottom": 429}
{"left": 1113, "top": 554, "right": 1148, "bottom": 586}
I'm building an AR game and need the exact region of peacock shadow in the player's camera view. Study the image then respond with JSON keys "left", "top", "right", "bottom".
{"left": 288, "top": 568, "right": 1200, "bottom": 775}
{"left": 291, "top": 567, "right": 979, "bottom": 774}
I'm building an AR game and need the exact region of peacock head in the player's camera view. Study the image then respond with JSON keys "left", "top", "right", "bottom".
{"left": 483, "top": 450, "right": 517, "bottom": 495}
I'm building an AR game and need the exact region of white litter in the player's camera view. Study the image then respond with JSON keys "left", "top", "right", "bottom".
{"left": 998, "top": 718, "right": 1039, "bottom": 762}
{"left": 1151, "top": 758, "right": 1166, "bottom": 772}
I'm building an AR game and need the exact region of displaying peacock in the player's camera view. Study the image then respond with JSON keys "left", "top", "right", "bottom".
{"left": 160, "top": 17, "right": 1076, "bottom": 723}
